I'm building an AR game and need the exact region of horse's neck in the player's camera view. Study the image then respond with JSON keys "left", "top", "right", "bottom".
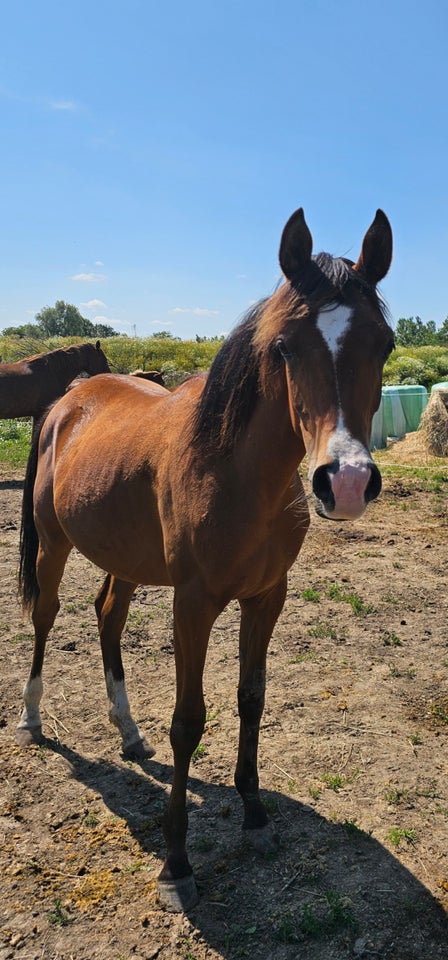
{"left": 235, "top": 389, "right": 306, "bottom": 489}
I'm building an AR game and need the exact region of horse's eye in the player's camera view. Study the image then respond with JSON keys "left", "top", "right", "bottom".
{"left": 276, "top": 338, "right": 292, "bottom": 362}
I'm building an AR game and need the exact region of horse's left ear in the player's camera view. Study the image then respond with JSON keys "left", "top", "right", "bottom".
{"left": 95, "top": 340, "right": 101, "bottom": 349}
{"left": 354, "top": 210, "right": 393, "bottom": 285}
{"left": 279, "top": 208, "right": 313, "bottom": 281}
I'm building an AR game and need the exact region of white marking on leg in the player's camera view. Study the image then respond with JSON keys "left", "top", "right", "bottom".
{"left": 105, "top": 670, "right": 143, "bottom": 750}
{"left": 18, "top": 675, "right": 43, "bottom": 731}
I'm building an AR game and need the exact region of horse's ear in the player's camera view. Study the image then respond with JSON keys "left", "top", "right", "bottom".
{"left": 279, "top": 208, "right": 313, "bottom": 281}
{"left": 354, "top": 210, "right": 392, "bottom": 285}
{"left": 95, "top": 340, "right": 101, "bottom": 349}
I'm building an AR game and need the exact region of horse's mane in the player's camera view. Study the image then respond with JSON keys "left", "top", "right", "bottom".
{"left": 191, "top": 253, "right": 389, "bottom": 457}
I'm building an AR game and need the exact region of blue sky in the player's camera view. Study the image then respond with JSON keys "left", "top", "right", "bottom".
{"left": 1, "top": 0, "right": 447, "bottom": 340}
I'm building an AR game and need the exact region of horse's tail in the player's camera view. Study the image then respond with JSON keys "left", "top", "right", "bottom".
{"left": 19, "top": 416, "right": 45, "bottom": 612}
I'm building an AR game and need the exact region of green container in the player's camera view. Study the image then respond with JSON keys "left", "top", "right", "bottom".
{"left": 392, "top": 384, "right": 428, "bottom": 432}
{"left": 381, "top": 386, "right": 407, "bottom": 440}
{"left": 431, "top": 381, "right": 448, "bottom": 393}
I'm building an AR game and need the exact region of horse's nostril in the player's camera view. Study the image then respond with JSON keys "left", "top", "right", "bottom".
{"left": 365, "top": 463, "right": 382, "bottom": 502}
{"left": 312, "top": 462, "right": 336, "bottom": 509}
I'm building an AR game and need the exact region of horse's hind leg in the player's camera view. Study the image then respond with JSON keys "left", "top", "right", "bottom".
{"left": 95, "top": 574, "right": 153, "bottom": 759}
{"left": 234, "top": 576, "right": 288, "bottom": 854}
{"left": 17, "top": 542, "right": 71, "bottom": 746}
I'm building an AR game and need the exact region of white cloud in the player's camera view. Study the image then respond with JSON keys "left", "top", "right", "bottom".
{"left": 95, "top": 261, "right": 104, "bottom": 267}
{"left": 81, "top": 299, "right": 107, "bottom": 310}
{"left": 71, "top": 272, "right": 106, "bottom": 283}
{"left": 150, "top": 319, "right": 173, "bottom": 327}
{"left": 49, "top": 99, "right": 78, "bottom": 111}
{"left": 171, "top": 307, "right": 220, "bottom": 316}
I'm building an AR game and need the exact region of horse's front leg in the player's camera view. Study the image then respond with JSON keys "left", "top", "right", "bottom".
{"left": 95, "top": 574, "right": 153, "bottom": 759}
{"left": 158, "top": 583, "right": 221, "bottom": 913}
{"left": 234, "top": 576, "right": 288, "bottom": 854}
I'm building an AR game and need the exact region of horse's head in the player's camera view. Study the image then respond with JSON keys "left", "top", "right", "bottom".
{"left": 277, "top": 208, "right": 394, "bottom": 521}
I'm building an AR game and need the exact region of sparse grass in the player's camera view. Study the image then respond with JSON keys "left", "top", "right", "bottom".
{"left": 327, "top": 583, "right": 374, "bottom": 616}
{"left": 48, "top": 899, "right": 72, "bottom": 926}
{"left": 292, "top": 650, "right": 318, "bottom": 664}
{"left": 191, "top": 743, "right": 206, "bottom": 763}
{"left": 385, "top": 827, "right": 418, "bottom": 848}
{"left": 301, "top": 588, "right": 320, "bottom": 603}
{"left": 308, "top": 621, "right": 337, "bottom": 640}
{"left": 383, "top": 632, "right": 402, "bottom": 646}
{"left": 321, "top": 772, "right": 346, "bottom": 791}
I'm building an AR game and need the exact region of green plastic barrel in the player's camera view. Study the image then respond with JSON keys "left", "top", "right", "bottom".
{"left": 431, "top": 381, "right": 448, "bottom": 394}
{"left": 391, "top": 384, "right": 428, "bottom": 432}
{"left": 381, "top": 386, "right": 407, "bottom": 439}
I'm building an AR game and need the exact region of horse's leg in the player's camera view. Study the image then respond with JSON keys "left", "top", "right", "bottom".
{"left": 158, "top": 584, "right": 220, "bottom": 913}
{"left": 95, "top": 574, "right": 152, "bottom": 759}
{"left": 234, "top": 576, "right": 288, "bottom": 854}
{"left": 16, "top": 542, "right": 71, "bottom": 746}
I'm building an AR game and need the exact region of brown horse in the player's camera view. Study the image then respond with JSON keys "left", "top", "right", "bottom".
{"left": 17, "top": 208, "right": 394, "bottom": 912}
{"left": 0, "top": 340, "right": 110, "bottom": 422}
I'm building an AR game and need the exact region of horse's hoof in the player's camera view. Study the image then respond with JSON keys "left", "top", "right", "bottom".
{"left": 15, "top": 726, "right": 43, "bottom": 747}
{"left": 122, "top": 737, "right": 156, "bottom": 761}
{"left": 157, "top": 874, "right": 199, "bottom": 913}
{"left": 244, "top": 822, "right": 280, "bottom": 856}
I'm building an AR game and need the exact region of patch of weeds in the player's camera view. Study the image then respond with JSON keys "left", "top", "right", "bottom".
{"left": 321, "top": 772, "right": 346, "bottom": 791}
{"left": 309, "top": 786, "right": 322, "bottom": 801}
{"left": 10, "top": 631, "right": 34, "bottom": 644}
{"left": 262, "top": 796, "right": 278, "bottom": 816}
{"left": 382, "top": 592, "right": 399, "bottom": 604}
{"left": 326, "top": 888, "right": 355, "bottom": 929}
{"left": 300, "top": 903, "right": 322, "bottom": 937}
{"left": 384, "top": 786, "right": 408, "bottom": 805}
{"left": 406, "top": 667, "right": 416, "bottom": 679}
{"left": 205, "top": 709, "right": 218, "bottom": 722}
{"left": 383, "top": 631, "right": 402, "bottom": 646}
{"left": 308, "top": 622, "right": 337, "bottom": 640}
{"left": 292, "top": 650, "right": 318, "bottom": 663}
{"left": 342, "top": 818, "right": 372, "bottom": 840}
{"left": 287, "top": 778, "right": 298, "bottom": 793}
{"left": 430, "top": 702, "right": 448, "bottom": 726}
{"left": 388, "top": 664, "right": 401, "bottom": 679}
{"left": 48, "top": 899, "right": 72, "bottom": 926}
{"left": 274, "top": 911, "right": 299, "bottom": 943}
{"left": 191, "top": 743, "right": 206, "bottom": 763}
{"left": 83, "top": 812, "right": 99, "bottom": 827}
{"left": 385, "top": 827, "right": 418, "bottom": 848}
{"left": 327, "top": 583, "right": 374, "bottom": 616}
{"left": 301, "top": 588, "right": 320, "bottom": 603}
{"left": 409, "top": 732, "right": 422, "bottom": 745}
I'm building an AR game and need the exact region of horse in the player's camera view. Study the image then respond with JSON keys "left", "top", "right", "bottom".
{"left": 130, "top": 369, "right": 166, "bottom": 386}
{"left": 0, "top": 340, "right": 110, "bottom": 423}
{"left": 17, "top": 208, "right": 394, "bottom": 912}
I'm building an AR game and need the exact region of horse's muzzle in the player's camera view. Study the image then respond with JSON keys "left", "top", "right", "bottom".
{"left": 312, "top": 459, "right": 382, "bottom": 521}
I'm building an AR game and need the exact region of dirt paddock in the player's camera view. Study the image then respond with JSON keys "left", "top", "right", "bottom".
{"left": 1, "top": 438, "right": 447, "bottom": 959}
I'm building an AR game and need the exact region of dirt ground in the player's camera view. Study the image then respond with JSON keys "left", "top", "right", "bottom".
{"left": 1, "top": 436, "right": 447, "bottom": 960}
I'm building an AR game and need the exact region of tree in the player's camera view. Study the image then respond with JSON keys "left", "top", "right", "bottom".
{"left": 2, "top": 301, "right": 119, "bottom": 339}
{"left": 2, "top": 322, "right": 44, "bottom": 339}
{"left": 35, "top": 301, "right": 89, "bottom": 338}
{"left": 395, "top": 316, "right": 440, "bottom": 346}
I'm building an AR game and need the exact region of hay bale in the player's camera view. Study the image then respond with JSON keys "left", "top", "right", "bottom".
{"left": 420, "top": 390, "right": 448, "bottom": 456}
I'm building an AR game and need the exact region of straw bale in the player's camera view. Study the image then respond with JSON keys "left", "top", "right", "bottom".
{"left": 419, "top": 390, "right": 448, "bottom": 456}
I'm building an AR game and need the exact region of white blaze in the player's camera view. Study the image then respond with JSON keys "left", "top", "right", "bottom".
{"left": 316, "top": 303, "right": 352, "bottom": 357}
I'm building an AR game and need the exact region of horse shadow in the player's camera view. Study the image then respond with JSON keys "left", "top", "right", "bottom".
{"left": 43, "top": 737, "right": 448, "bottom": 958}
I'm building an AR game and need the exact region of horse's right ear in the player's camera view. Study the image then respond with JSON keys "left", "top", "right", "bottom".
{"left": 95, "top": 340, "right": 101, "bottom": 349}
{"left": 279, "top": 208, "right": 313, "bottom": 281}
